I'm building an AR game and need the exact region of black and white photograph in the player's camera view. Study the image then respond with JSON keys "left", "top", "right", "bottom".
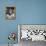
{"left": 18, "top": 25, "right": 46, "bottom": 46}
{"left": 6, "top": 7, "right": 16, "bottom": 20}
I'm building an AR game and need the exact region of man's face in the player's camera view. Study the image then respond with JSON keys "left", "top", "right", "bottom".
{"left": 9, "top": 9, "right": 13, "bottom": 14}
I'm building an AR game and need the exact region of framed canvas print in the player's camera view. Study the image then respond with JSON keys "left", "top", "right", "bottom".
{"left": 18, "top": 24, "right": 46, "bottom": 41}
{"left": 5, "top": 6, "right": 16, "bottom": 20}
{"left": 18, "top": 24, "right": 46, "bottom": 46}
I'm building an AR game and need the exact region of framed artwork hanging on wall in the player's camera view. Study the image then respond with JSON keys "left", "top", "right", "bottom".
{"left": 5, "top": 6, "right": 16, "bottom": 20}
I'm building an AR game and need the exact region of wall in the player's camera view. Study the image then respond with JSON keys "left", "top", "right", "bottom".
{"left": 0, "top": 0, "right": 46, "bottom": 44}
{"left": 16, "top": 0, "right": 46, "bottom": 24}
{"left": 0, "top": 0, "right": 17, "bottom": 44}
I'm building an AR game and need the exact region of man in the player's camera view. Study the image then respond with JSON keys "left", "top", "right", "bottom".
{"left": 6, "top": 7, "right": 15, "bottom": 20}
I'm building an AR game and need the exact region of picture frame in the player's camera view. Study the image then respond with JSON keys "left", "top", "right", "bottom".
{"left": 5, "top": 6, "right": 16, "bottom": 20}
{"left": 18, "top": 24, "right": 46, "bottom": 41}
